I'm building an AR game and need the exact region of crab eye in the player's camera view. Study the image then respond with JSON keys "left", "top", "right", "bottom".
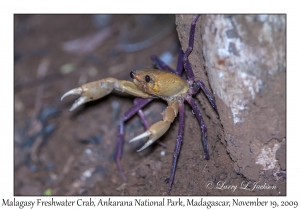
{"left": 130, "top": 71, "right": 134, "bottom": 79}
{"left": 145, "top": 75, "right": 150, "bottom": 83}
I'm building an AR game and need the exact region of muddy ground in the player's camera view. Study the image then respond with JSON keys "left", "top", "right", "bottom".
{"left": 14, "top": 15, "right": 285, "bottom": 196}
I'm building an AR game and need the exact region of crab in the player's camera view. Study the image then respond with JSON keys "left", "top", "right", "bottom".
{"left": 61, "top": 15, "right": 218, "bottom": 195}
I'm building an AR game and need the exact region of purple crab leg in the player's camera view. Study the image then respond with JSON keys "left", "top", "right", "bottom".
{"left": 167, "top": 102, "right": 185, "bottom": 195}
{"left": 134, "top": 98, "right": 166, "bottom": 148}
{"left": 151, "top": 49, "right": 184, "bottom": 76}
{"left": 189, "top": 80, "right": 218, "bottom": 114}
{"left": 115, "top": 98, "right": 152, "bottom": 180}
{"left": 150, "top": 55, "right": 176, "bottom": 74}
{"left": 176, "top": 49, "right": 184, "bottom": 76}
{"left": 185, "top": 97, "right": 209, "bottom": 160}
{"left": 183, "top": 14, "right": 200, "bottom": 84}
{"left": 134, "top": 98, "right": 150, "bottom": 129}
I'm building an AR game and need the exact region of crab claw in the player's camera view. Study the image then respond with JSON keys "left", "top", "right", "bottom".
{"left": 129, "top": 101, "right": 179, "bottom": 152}
{"left": 61, "top": 80, "right": 115, "bottom": 111}
{"left": 61, "top": 78, "right": 152, "bottom": 112}
{"left": 129, "top": 121, "right": 171, "bottom": 152}
{"left": 61, "top": 87, "right": 87, "bottom": 111}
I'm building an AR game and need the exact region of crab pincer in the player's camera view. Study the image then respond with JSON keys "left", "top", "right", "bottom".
{"left": 61, "top": 78, "right": 150, "bottom": 111}
{"left": 129, "top": 101, "right": 179, "bottom": 152}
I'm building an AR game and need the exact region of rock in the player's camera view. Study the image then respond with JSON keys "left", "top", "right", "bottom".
{"left": 176, "top": 14, "right": 286, "bottom": 182}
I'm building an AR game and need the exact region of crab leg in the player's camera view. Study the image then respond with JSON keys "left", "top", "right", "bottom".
{"left": 167, "top": 102, "right": 185, "bottom": 195}
{"left": 151, "top": 49, "right": 184, "bottom": 76}
{"left": 136, "top": 102, "right": 150, "bottom": 129}
{"left": 61, "top": 78, "right": 151, "bottom": 111}
{"left": 186, "top": 97, "right": 209, "bottom": 160}
{"left": 189, "top": 80, "right": 218, "bottom": 114}
{"left": 115, "top": 98, "right": 152, "bottom": 180}
{"left": 150, "top": 55, "right": 176, "bottom": 74}
{"left": 129, "top": 101, "right": 179, "bottom": 152}
{"left": 183, "top": 14, "right": 200, "bottom": 84}
{"left": 175, "top": 49, "right": 184, "bottom": 76}
{"left": 134, "top": 99, "right": 167, "bottom": 148}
